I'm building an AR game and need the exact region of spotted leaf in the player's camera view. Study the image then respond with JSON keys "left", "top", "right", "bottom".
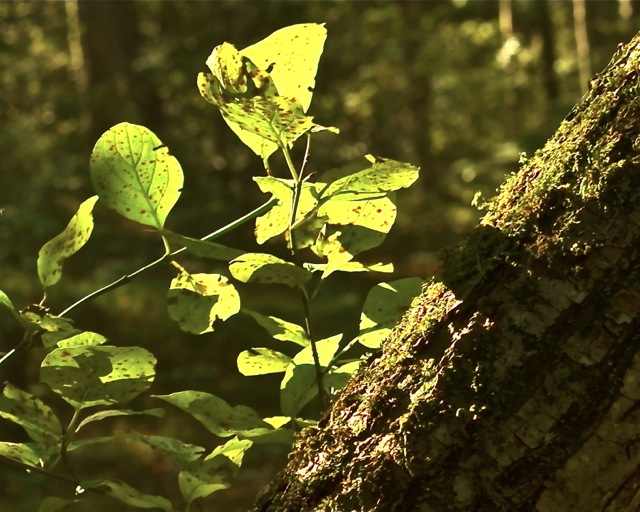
{"left": 198, "top": 24, "right": 334, "bottom": 160}
{"left": 0, "top": 383, "right": 62, "bottom": 448}
{"left": 242, "top": 23, "right": 327, "bottom": 113}
{"left": 155, "top": 391, "right": 269, "bottom": 438}
{"left": 90, "top": 123, "right": 183, "bottom": 229}
{"left": 229, "top": 253, "right": 311, "bottom": 289}
{"left": 37, "top": 196, "right": 98, "bottom": 288}
{"left": 40, "top": 346, "right": 156, "bottom": 409}
{"left": 237, "top": 348, "right": 292, "bottom": 376}
{"left": 252, "top": 177, "right": 318, "bottom": 244}
{"left": 167, "top": 270, "right": 240, "bottom": 335}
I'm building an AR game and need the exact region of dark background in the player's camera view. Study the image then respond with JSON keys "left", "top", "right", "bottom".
{"left": 1, "top": 1, "right": 638, "bottom": 510}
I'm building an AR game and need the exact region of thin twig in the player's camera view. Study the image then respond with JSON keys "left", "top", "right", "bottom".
{"left": 0, "top": 197, "right": 278, "bottom": 368}
{"left": 58, "top": 196, "right": 278, "bottom": 318}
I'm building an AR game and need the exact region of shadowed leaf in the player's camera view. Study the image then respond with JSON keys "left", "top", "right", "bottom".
{"left": 40, "top": 346, "right": 156, "bottom": 409}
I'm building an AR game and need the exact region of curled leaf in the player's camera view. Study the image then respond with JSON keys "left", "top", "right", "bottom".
{"left": 37, "top": 196, "right": 98, "bottom": 288}
{"left": 199, "top": 24, "right": 334, "bottom": 160}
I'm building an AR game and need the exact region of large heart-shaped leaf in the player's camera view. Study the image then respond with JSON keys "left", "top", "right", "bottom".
{"left": 90, "top": 123, "right": 183, "bottom": 229}
{"left": 199, "top": 24, "right": 332, "bottom": 160}
{"left": 242, "top": 23, "right": 327, "bottom": 113}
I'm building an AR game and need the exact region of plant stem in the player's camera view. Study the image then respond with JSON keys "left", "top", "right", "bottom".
{"left": 0, "top": 455, "right": 80, "bottom": 486}
{"left": 281, "top": 144, "right": 327, "bottom": 409}
{"left": 0, "top": 197, "right": 278, "bottom": 367}
{"left": 282, "top": 143, "right": 300, "bottom": 183}
{"left": 57, "top": 196, "right": 278, "bottom": 318}
{"left": 300, "top": 288, "right": 328, "bottom": 409}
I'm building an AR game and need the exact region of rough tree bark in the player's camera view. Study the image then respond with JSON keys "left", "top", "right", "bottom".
{"left": 252, "top": 32, "right": 640, "bottom": 512}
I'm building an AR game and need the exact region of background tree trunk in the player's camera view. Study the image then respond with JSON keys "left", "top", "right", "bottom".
{"left": 252, "top": 32, "right": 640, "bottom": 512}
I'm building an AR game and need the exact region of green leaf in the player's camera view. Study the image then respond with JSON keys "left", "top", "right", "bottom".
{"left": 90, "top": 123, "right": 183, "bottom": 229}
{"left": 263, "top": 416, "right": 291, "bottom": 429}
{"left": 37, "top": 196, "right": 98, "bottom": 288}
{"left": 318, "top": 194, "right": 397, "bottom": 233}
{"left": 0, "top": 442, "right": 44, "bottom": 468}
{"left": 167, "top": 269, "right": 241, "bottom": 335}
{"left": 244, "top": 310, "right": 309, "bottom": 347}
{"left": 358, "top": 277, "right": 423, "bottom": 348}
{"left": 179, "top": 437, "right": 252, "bottom": 506}
{"left": 318, "top": 156, "right": 420, "bottom": 200}
{"left": 136, "top": 435, "right": 205, "bottom": 466}
{"left": 160, "top": 231, "right": 244, "bottom": 261}
{"left": 40, "top": 346, "right": 156, "bottom": 409}
{"left": 0, "top": 290, "right": 15, "bottom": 312}
{"left": 304, "top": 261, "right": 393, "bottom": 274}
{"left": 237, "top": 348, "right": 292, "bottom": 376}
{"left": 0, "top": 384, "right": 62, "bottom": 448}
{"left": 248, "top": 416, "right": 294, "bottom": 445}
{"left": 242, "top": 23, "right": 326, "bottom": 113}
{"left": 81, "top": 479, "right": 172, "bottom": 511}
{"left": 199, "top": 70, "right": 317, "bottom": 157}
{"left": 199, "top": 24, "right": 329, "bottom": 160}
{"left": 66, "top": 436, "right": 118, "bottom": 453}
{"left": 315, "top": 224, "right": 388, "bottom": 277}
{"left": 154, "top": 391, "right": 269, "bottom": 438}
{"left": 280, "top": 335, "right": 341, "bottom": 417}
{"left": 324, "top": 360, "right": 361, "bottom": 394}
{"left": 17, "top": 312, "right": 80, "bottom": 349}
{"left": 75, "top": 408, "right": 165, "bottom": 433}
{"left": 253, "top": 177, "right": 318, "bottom": 244}
{"left": 55, "top": 331, "right": 107, "bottom": 349}
{"left": 229, "top": 253, "right": 311, "bottom": 289}
{"left": 38, "top": 496, "right": 77, "bottom": 512}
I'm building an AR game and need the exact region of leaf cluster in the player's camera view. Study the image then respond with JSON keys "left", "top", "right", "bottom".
{"left": 0, "top": 24, "right": 421, "bottom": 511}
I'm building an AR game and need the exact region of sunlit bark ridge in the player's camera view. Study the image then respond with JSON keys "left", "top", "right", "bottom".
{"left": 253, "top": 32, "right": 640, "bottom": 512}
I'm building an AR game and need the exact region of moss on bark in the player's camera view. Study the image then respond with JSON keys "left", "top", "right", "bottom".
{"left": 253, "top": 32, "right": 640, "bottom": 512}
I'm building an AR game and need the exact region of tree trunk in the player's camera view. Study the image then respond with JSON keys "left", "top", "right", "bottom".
{"left": 252, "top": 32, "right": 640, "bottom": 512}
{"left": 76, "top": 0, "right": 141, "bottom": 143}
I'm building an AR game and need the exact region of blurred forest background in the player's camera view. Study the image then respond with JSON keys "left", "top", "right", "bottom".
{"left": 1, "top": 1, "right": 639, "bottom": 511}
